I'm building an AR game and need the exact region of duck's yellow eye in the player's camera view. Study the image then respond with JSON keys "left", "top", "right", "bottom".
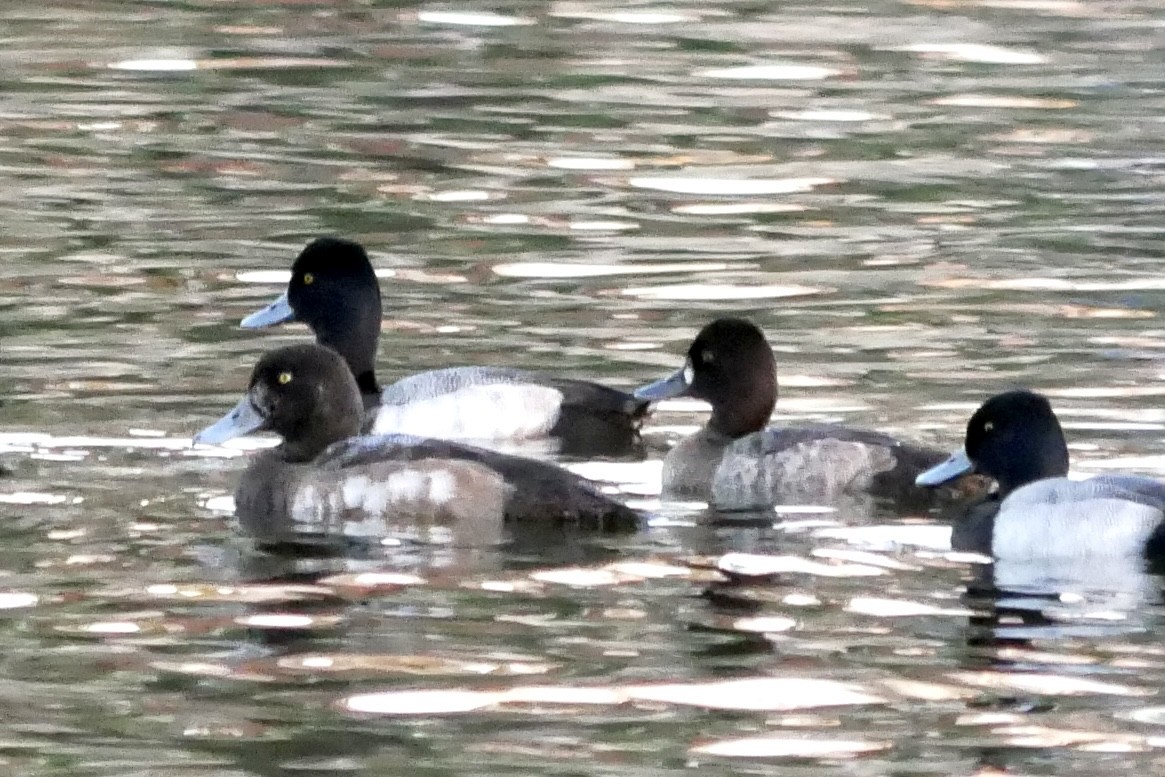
{"left": 278, "top": 371, "right": 293, "bottom": 385}
{"left": 302, "top": 272, "right": 314, "bottom": 286}
{"left": 983, "top": 421, "right": 994, "bottom": 433}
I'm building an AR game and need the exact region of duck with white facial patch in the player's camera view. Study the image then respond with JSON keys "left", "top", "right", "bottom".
{"left": 636, "top": 318, "right": 975, "bottom": 511}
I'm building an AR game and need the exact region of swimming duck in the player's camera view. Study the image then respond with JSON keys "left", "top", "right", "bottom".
{"left": 194, "top": 343, "right": 641, "bottom": 547}
{"left": 916, "top": 389, "right": 1165, "bottom": 560}
{"left": 635, "top": 318, "right": 954, "bottom": 510}
{"left": 239, "top": 237, "right": 649, "bottom": 458}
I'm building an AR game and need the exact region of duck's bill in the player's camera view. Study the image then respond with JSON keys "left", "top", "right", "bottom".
{"left": 915, "top": 449, "right": 973, "bottom": 487}
{"left": 194, "top": 396, "right": 266, "bottom": 446}
{"left": 633, "top": 364, "right": 691, "bottom": 401}
{"left": 241, "top": 291, "right": 294, "bottom": 328}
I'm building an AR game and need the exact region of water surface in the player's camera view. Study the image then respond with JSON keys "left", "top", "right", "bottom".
{"left": 5, "top": 1, "right": 1165, "bottom": 774}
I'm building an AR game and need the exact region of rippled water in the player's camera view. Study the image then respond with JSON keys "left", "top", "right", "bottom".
{"left": 5, "top": 0, "right": 1165, "bottom": 774}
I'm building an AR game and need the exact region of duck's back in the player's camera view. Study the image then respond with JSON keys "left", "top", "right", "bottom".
{"left": 368, "top": 367, "right": 647, "bottom": 457}
{"left": 704, "top": 424, "right": 947, "bottom": 511}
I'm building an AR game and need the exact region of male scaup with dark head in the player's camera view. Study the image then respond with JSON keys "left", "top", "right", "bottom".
{"left": 239, "top": 237, "right": 649, "bottom": 458}
{"left": 194, "top": 343, "right": 641, "bottom": 547}
{"left": 916, "top": 389, "right": 1165, "bottom": 561}
{"left": 635, "top": 318, "right": 957, "bottom": 510}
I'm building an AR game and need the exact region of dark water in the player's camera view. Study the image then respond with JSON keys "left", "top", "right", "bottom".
{"left": 5, "top": 0, "right": 1165, "bottom": 774}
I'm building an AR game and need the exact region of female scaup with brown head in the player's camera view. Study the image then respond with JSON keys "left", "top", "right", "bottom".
{"left": 636, "top": 318, "right": 959, "bottom": 511}
{"left": 238, "top": 237, "right": 649, "bottom": 458}
{"left": 916, "top": 389, "right": 1165, "bottom": 561}
{"left": 194, "top": 343, "right": 641, "bottom": 547}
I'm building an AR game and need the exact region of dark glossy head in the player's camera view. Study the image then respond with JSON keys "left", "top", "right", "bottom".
{"left": 635, "top": 318, "right": 777, "bottom": 439}
{"left": 242, "top": 237, "right": 383, "bottom": 395}
{"left": 195, "top": 344, "right": 364, "bottom": 463}
{"left": 916, "top": 389, "right": 1069, "bottom": 497}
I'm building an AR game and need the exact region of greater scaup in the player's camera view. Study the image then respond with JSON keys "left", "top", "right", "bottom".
{"left": 915, "top": 389, "right": 1165, "bottom": 560}
{"left": 635, "top": 318, "right": 956, "bottom": 510}
{"left": 194, "top": 343, "right": 641, "bottom": 547}
{"left": 239, "top": 237, "right": 649, "bottom": 458}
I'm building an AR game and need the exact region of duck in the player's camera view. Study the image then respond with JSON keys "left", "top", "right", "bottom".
{"left": 635, "top": 317, "right": 958, "bottom": 511}
{"left": 193, "top": 343, "right": 642, "bottom": 547}
{"left": 238, "top": 236, "right": 649, "bottom": 458}
{"left": 915, "top": 389, "right": 1165, "bottom": 560}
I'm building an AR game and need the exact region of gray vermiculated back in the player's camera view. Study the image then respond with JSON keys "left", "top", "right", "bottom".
{"left": 379, "top": 367, "right": 537, "bottom": 404}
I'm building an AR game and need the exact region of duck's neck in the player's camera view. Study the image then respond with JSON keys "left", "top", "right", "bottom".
{"left": 707, "top": 374, "right": 776, "bottom": 440}
{"left": 355, "top": 371, "right": 381, "bottom": 397}
{"left": 310, "top": 298, "right": 382, "bottom": 397}
{"left": 994, "top": 438, "right": 1069, "bottom": 498}
{"left": 279, "top": 401, "right": 363, "bottom": 464}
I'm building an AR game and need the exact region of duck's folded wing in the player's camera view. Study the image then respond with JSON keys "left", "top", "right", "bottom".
{"left": 320, "top": 434, "right": 642, "bottom": 531}
{"left": 1090, "top": 474, "right": 1165, "bottom": 507}
{"left": 711, "top": 425, "right": 946, "bottom": 510}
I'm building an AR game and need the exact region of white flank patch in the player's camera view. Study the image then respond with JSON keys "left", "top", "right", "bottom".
{"left": 383, "top": 470, "right": 428, "bottom": 503}
{"left": 425, "top": 470, "right": 456, "bottom": 506}
{"left": 290, "top": 485, "right": 321, "bottom": 524}
{"left": 371, "top": 385, "right": 563, "bottom": 440}
{"left": 993, "top": 479, "right": 1163, "bottom": 560}
{"left": 341, "top": 476, "right": 371, "bottom": 510}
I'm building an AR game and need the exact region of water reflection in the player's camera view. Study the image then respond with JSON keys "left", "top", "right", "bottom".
{"left": 5, "top": 0, "right": 1165, "bottom": 773}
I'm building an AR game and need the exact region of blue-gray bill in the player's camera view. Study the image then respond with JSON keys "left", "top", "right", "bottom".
{"left": 193, "top": 396, "right": 266, "bottom": 446}
{"left": 240, "top": 291, "right": 294, "bottom": 328}
{"left": 915, "top": 449, "right": 973, "bottom": 487}
{"left": 633, "top": 365, "right": 691, "bottom": 401}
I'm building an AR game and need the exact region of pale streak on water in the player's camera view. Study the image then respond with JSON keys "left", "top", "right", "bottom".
{"left": 3, "top": 0, "right": 1165, "bottom": 774}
